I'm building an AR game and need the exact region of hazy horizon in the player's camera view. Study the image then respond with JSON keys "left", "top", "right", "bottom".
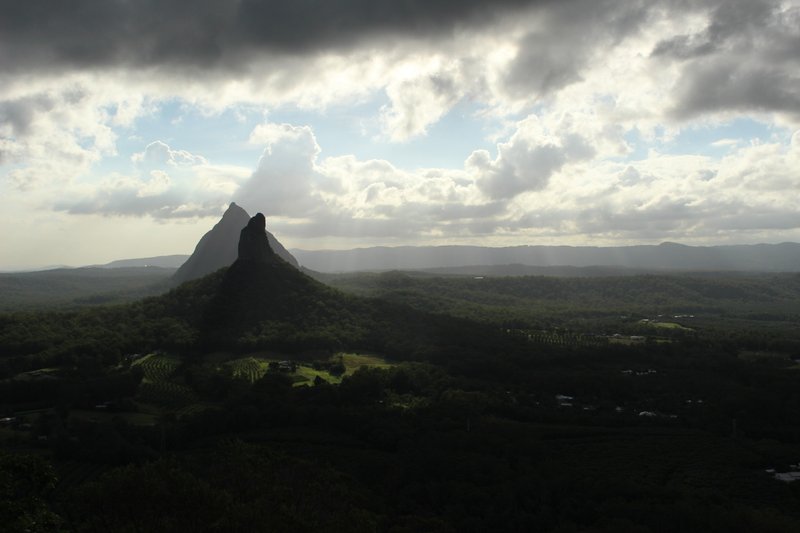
{"left": 2, "top": 0, "right": 799, "bottom": 270}
{"left": 6, "top": 238, "right": 800, "bottom": 274}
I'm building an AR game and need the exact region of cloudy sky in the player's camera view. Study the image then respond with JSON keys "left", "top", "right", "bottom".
{"left": 1, "top": 0, "right": 799, "bottom": 269}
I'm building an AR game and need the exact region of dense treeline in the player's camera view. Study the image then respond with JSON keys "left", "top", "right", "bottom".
{"left": 325, "top": 270, "right": 800, "bottom": 322}
{"left": 0, "top": 267, "right": 174, "bottom": 311}
{"left": 321, "top": 271, "right": 800, "bottom": 354}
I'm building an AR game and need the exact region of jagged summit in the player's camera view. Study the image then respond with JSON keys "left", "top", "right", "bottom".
{"left": 173, "top": 203, "right": 299, "bottom": 284}
{"left": 237, "top": 213, "right": 274, "bottom": 263}
{"left": 199, "top": 215, "right": 346, "bottom": 350}
{"left": 183, "top": 206, "right": 340, "bottom": 348}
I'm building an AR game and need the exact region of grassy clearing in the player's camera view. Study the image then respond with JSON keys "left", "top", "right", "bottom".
{"left": 294, "top": 365, "right": 339, "bottom": 386}
{"left": 12, "top": 367, "right": 60, "bottom": 381}
{"left": 133, "top": 353, "right": 182, "bottom": 382}
{"left": 289, "top": 353, "right": 396, "bottom": 387}
{"left": 650, "top": 321, "right": 693, "bottom": 331}
{"left": 129, "top": 352, "right": 396, "bottom": 401}
{"left": 132, "top": 353, "right": 198, "bottom": 409}
{"left": 211, "top": 352, "right": 396, "bottom": 387}
{"left": 227, "top": 357, "right": 270, "bottom": 382}
{"left": 340, "top": 353, "right": 394, "bottom": 373}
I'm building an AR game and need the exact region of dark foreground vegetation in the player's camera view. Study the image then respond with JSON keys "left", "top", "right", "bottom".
{"left": 2, "top": 263, "right": 800, "bottom": 532}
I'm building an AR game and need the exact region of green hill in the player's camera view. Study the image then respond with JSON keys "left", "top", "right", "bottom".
{"left": 0, "top": 267, "right": 174, "bottom": 311}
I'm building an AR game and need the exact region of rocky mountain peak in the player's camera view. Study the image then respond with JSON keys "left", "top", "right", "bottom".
{"left": 237, "top": 213, "right": 274, "bottom": 263}
{"left": 172, "top": 203, "right": 299, "bottom": 284}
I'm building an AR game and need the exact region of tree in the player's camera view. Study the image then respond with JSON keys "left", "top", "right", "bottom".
{"left": 0, "top": 452, "right": 61, "bottom": 532}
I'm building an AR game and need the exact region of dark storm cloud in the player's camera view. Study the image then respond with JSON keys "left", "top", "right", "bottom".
{"left": 651, "top": 0, "right": 775, "bottom": 59}
{"left": 0, "top": 0, "right": 543, "bottom": 73}
{"left": 672, "top": 60, "right": 800, "bottom": 119}
{"left": 0, "top": 95, "right": 55, "bottom": 137}
{"left": 503, "top": 0, "right": 652, "bottom": 99}
{"left": 653, "top": 0, "right": 800, "bottom": 119}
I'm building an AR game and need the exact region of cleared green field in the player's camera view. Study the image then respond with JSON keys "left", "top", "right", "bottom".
{"left": 132, "top": 353, "right": 198, "bottom": 408}
{"left": 226, "top": 357, "right": 270, "bottom": 383}
{"left": 12, "top": 367, "right": 60, "bottom": 381}
{"left": 129, "top": 352, "right": 396, "bottom": 404}
{"left": 133, "top": 353, "right": 182, "bottom": 381}
{"left": 293, "top": 352, "right": 396, "bottom": 387}
{"left": 294, "top": 365, "right": 338, "bottom": 386}
{"left": 650, "top": 321, "right": 693, "bottom": 331}
{"left": 340, "top": 353, "right": 394, "bottom": 373}
{"left": 215, "top": 352, "right": 395, "bottom": 387}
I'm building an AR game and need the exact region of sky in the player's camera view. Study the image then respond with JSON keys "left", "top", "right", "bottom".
{"left": 1, "top": 0, "right": 799, "bottom": 269}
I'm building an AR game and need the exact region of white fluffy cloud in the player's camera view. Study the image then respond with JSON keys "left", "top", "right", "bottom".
{"left": 469, "top": 115, "right": 596, "bottom": 199}
{"left": 231, "top": 116, "right": 800, "bottom": 246}
{"left": 55, "top": 141, "right": 246, "bottom": 219}
{"left": 498, "top": 132, "right": 800, "bottom": 244}
{"left": 236, "top": 123, "right": 335, "bottom": 217}
{"left": 379, "top": 58, "right": 465, "bottom": 141}
{"left": 132, "top": 141, "right": 208, "bottom": 168}
{"left": 0, "top": 86, "right": 119, "bottom": 191}
{"left": 234, "top": 121, "right": 502, "bottom": 240}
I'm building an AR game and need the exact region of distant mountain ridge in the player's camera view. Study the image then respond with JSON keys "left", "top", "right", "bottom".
{"left": 173, "top": 203, "right": 298, "bottom": 284}
{"left": 291, "top": 242, "right": 800, "bottom": 273}
{"left": 100, "top": 255, "right": 189, "bottom": 269}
